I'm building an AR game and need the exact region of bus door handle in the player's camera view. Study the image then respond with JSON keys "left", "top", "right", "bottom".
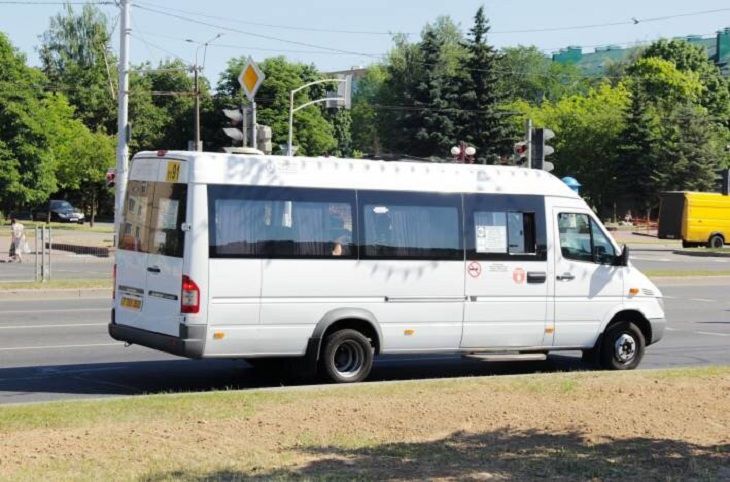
{"left": 147, "top": 266, "right": 161, "bottom": 274}
{"left": 526, "top": 272, "right": 547, "bottom": 284}
{"left": 556, "top": 272, "right": 575, "bottom": 281}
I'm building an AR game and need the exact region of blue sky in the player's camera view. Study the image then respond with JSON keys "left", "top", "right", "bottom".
{"left": 1, "top": 0, "right": 730, "bottom": 87}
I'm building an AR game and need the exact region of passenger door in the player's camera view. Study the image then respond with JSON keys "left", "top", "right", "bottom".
{"left": 461, "top": 194, "right": 549, "bottom": 349}
{"left": 551, "top": 208, "right": 623, "bottom": 347}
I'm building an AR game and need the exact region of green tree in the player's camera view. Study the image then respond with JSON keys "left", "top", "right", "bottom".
{"left": 640, "top": 39, "right": 730, "bottom": 124}
{"left": 39, "top": 3, "right": 117, "bottom": 133}
{"left": 0, "top": 33, "right": 57, "bottom": 212}
{"left": 351, "top": 65, "right": 387, "bottom": 155}
{"left": 512, "top": 83, "right": 630, "bottom": 215}
{"left": 498, "top": 45, "right": 591, "bottom": 103}
{"left": 41, "top": 93, "right": 114, "bottom": 225}
{"left": 460, "top": 6, "right": 515, "bottom": 162}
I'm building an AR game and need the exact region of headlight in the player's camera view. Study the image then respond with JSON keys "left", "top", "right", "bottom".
{"left": 57, "top": 212, "right": 68, "bottom": 218}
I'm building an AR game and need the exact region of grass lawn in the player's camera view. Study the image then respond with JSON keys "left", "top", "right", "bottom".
{"left": 0, "top": 367, "right": 728, "bottom": 480}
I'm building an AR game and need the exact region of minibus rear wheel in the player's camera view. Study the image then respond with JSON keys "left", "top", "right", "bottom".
{"left": 708, "top": 234, "right": 724, "bottom": 249}
{"left": 320, "top": 329, "right": 374, "bottom": 383}
{"left": 600, "top": 321, "right": 645, "bottom": 370}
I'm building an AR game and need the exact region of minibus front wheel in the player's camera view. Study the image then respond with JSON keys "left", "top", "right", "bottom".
{"left": 320, "top": 329, "right": 374, "bottom": 383}
{"left": 600, "top": 321, "right": 646, "bottom": 370}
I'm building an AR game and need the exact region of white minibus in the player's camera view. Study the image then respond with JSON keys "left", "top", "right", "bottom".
{"left": 110, "top": 151, "right": 665, "bottom": 383}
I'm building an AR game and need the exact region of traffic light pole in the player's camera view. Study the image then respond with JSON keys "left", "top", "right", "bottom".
{"left": 525, "top": 119, "right": 533, "bottom": 169}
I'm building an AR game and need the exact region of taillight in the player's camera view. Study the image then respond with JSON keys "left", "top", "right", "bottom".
{"left": 112, "top": 264, "right": 117, "bottom": 300}
{"left": 181, "top": 275, "right": 200, "bottom": 314}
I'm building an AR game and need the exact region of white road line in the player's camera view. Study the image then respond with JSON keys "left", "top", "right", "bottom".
{"left": 689, "top": 298, "right": 717, "bottom": 303}
{"left": 0, "top": 323, "right": 107, "bottom": 330}
{"left": 0, "top": 342, "right": 122, "bottom": 352}
{"left": 696, "top": 331, "right": 730, "bottom": 337}
{"left": 0, "top": 308, "right": 108, "bottom": 315}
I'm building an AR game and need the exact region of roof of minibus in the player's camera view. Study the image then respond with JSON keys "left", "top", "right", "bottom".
{"left": 133, "top": 151, "right": 580, "bottom": 198}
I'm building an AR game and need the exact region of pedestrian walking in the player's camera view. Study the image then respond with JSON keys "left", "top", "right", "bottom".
{"left": 9, "top": 217, "right": 26, "bottom": 263}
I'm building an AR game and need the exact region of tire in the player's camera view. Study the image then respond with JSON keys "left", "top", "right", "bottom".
{"left": 708, "top": 234, "right": 724, "bottom": 249}
{"left": 599, "top": 321, "right": 645, "bottom": 370}
{"left": 320, "top": 329, "right": 374, "bottom": 383}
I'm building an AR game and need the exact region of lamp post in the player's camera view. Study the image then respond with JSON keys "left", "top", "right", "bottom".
{"left": 186, "top": 33, "right": 222, "bottom": 151}
{"left": 450, "top": 142, "right": 476, "bottom": 163}
{"left": 288, "top": 76, "right": 351, "bottom": 156}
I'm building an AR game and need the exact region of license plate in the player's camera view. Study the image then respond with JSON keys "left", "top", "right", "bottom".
{"left": 69, "top": 218, "right": 78, "bottom": 222}
{"left": 121, "top": 297, "right": 142, "bottom": 311}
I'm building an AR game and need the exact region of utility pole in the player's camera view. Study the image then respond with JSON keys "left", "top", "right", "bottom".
{"left": 525, "top": 118, "right": 533, "bottom": 169}
{"left": 189, "top": 33, "right": 221, "bottom": 152}
{"left": 115, "top": 0, "right": 131, "bottom": 234}
{"left": 193, "top": 65, "right": 201, "bottom": 151}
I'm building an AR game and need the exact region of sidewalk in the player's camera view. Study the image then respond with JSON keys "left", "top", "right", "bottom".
{"left": 0, "top": 286, "right": 111, "bottom": 300}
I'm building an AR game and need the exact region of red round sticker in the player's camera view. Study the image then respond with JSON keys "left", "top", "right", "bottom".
{"left": 467, "top": 261, "right": 482, "bottom": 278}
{"left": 513, "top": 267, "right": 526, "bottom": 284}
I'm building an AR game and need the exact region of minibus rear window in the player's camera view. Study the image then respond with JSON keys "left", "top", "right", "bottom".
{"left": 119, "top": 181, "right": 187, "bottom": 257}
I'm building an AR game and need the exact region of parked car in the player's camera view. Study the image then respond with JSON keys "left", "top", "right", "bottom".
{"left": 34, "top": 200, "right": 85, "bottom": 224}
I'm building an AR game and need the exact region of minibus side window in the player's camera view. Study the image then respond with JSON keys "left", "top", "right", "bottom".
{"left": 558, "top": 213, "right": 615, "bottom": 264}
{"left": 465, "top": 194, "right": 546, "bottom": 261}
{"left": 359, "top": 191, "right": 462, "bottom": 260}
{"left": 208, "top": 185, "right": 356, "bottom": 259}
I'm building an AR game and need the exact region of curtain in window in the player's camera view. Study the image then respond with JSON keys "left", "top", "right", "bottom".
{"left": 292, "top": 202, "right": 329, "bottom": 256}
{"left": 214, "top": 199, "right": 266, "bottom": 255}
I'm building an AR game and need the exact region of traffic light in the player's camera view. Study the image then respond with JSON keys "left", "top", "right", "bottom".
{"left": 513, "top": 141, "right": 528, "bottom": 165}
{"left": 222, "top": 108, "right": 246, "bottom": 145}
{"left": 531, "top": 128, "right": 555, "bottom": 172}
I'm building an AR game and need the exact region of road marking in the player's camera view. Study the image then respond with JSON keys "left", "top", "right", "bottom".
{"left": 664, "top": 327, "right": 729, "bottom": 337}
{"left": 0, "top": 323, "right": 107, "bottom": 330}
{"left": 689, "top": 298, "right": 717, "bottom": 303}
{"left": 0, "top": 342, "right": 121, "bottom": 352}
{"left": 0, "top": 308, "right": 108, "bottom": 315}
{"left": 696, "top": 331, "right": 730, "bottom": 337}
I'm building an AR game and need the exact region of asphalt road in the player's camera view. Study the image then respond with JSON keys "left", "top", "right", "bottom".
{"left": 0, "top": 278, "right": 727, "bottom": 405}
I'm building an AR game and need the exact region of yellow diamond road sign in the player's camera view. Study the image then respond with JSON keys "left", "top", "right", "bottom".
{"left": 238, "top": 57, "right": 265, "bottom": 101}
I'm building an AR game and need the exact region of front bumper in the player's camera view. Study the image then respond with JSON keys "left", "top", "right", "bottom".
{"left": 649, "top": 317, "right": 666, "bottom": 345}
{"left": 109, "top": 309, "right": 206, "bottom": 358}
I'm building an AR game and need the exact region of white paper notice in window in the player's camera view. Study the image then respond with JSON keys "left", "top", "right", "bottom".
{"left": 158, "top": 199, "right": 179, "bottom": 230}
{"left": 476, "top": 224, "right": 507, "bottom": 253}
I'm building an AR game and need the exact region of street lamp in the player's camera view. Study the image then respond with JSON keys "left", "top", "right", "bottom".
{"left": 451, "top": 142, "right": 476, "bottom": 163}
{"left": 186, "top": 33, "right": 223, "bottom": 151}
{"left": 288, "top": 76, "right": 352, "bottom": 156}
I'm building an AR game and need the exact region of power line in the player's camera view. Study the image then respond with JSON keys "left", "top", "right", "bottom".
{"left": 132, "top": 3, "right": 382, "bottom": 58}
{"left": 132, "top": 28, "right": 384, "bottom": 56}
{"left": 490, "top": 8, "right": 730, "bottom": 34}
{"left": 0, "top": 1, "right": 114, "bottom": 4}
{"left": 134, "top": 0, "right": 412, "bottom": 37}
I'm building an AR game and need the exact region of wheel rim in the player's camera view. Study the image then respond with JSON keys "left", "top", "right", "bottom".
{"left": 333, "top": 340, "right": 364, "bottom": 378}
{"left": 614, "top": 333, "right": 637, "bottom": 363}
{"left": 712, "top": 237, "right": 723, "bottom": 248}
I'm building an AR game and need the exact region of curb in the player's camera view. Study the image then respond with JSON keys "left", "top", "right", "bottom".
{"left": 672, "top": 250, "right": 730, "bottom": 258}
{"left": 0, "top": 288, "right": 111, "bottom": 300}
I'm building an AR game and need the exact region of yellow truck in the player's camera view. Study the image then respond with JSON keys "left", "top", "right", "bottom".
{"left": 658, "top": 192, "right": 730, "bottom": 248}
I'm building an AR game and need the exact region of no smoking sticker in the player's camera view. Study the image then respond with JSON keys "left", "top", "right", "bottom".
{"left": 467, "top": 261, "right": 482, "bottom": 278}
{"left": 513, "top": 267, "right": 526, "bottom": 284}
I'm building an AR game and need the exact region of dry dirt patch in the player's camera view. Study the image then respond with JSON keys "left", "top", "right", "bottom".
{"left": 0, "top": 367, "right": 729, "bottom": 480}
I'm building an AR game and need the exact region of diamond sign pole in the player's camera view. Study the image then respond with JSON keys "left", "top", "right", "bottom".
{"left": 238, "top": 57, "right": 265, "bottom": 151}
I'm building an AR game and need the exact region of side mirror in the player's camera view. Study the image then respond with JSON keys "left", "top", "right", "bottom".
{"left": 616, "top": 244, "right": 630, "bottom": 267}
